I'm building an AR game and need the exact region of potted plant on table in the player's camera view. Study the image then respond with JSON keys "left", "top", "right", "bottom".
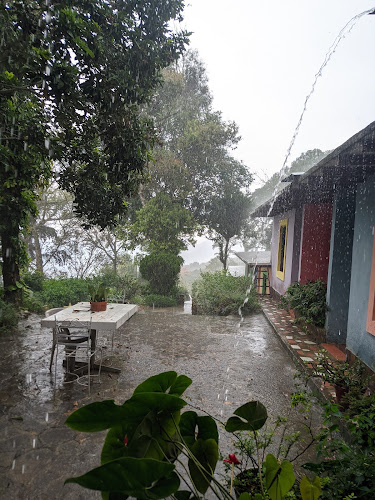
{"left": 88, "top": 283, "right": 109, "bottom": 312}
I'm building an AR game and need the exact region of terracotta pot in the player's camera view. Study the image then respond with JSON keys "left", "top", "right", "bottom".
{"left": 90, "top": 301, "right": 107, "bottom": 312}
{"left": 334, "top": 384, "right": 348, "bottom": 407}
{"left": 289, "top": 308, "right": 296, "bottom": 319}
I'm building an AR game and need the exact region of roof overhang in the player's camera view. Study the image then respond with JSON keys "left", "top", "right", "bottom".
{"left": 235, "top": 251, "right": 271, "bottom": 266}
{"left": 252, "top": 121, "right": 375, "bottom": 217}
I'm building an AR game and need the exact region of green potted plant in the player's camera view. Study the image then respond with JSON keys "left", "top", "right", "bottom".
{"left": 88, "top": 283, "right": 109, "bottom": 312}
{"left": 313, "top": 351, "right": 364, "bottom": 407}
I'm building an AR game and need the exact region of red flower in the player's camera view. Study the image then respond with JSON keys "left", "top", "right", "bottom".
{"left": 124, "top": 435, "right": 128, "bottom": 446}
{"left": 224, "top": 453, "right": 241, "bottom": 465}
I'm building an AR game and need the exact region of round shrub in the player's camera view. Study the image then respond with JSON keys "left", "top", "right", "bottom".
{"left": 140, "top": 252, "right": 183, "bottom": 296}
{"left": 192, "top": 271, "right": 260, "bottom": 316}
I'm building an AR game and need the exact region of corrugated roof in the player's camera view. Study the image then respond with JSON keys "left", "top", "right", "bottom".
{"left": 235, "top": 251, "right": 271, "bottom": 265}
{"left": 252, "top": 120, "right": 375, "bottom": 217}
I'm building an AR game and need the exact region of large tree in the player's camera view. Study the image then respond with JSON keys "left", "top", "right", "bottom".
{"left": 137, "top": 51, "right": 253, "bottom": 266}
{"left": 201, "top": 158, "right": 253, "bottom": 269}
{"left": 130, "top": 192, "right": 197, "bottom": 255}
{"left": 0, "top": 0, "right": 189, "bottom": 302}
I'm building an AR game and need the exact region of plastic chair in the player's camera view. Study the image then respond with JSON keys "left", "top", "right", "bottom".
{"left": 52, "top": 318, "right": 102, "bottom": 394}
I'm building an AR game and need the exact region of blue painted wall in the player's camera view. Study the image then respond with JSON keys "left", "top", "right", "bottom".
{"left": 326, "top": 187, "right": 356, "bottom": 343}
{"left": 347, "top": 174, "right": 375, "bottom": 370}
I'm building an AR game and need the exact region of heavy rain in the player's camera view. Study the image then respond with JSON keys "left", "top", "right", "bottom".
{"left": 1, "top": 1, "right": 375, "bottom": 499}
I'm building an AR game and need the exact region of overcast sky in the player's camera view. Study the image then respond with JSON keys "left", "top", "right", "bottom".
{"left": 180, "top": 1, "right": 375, "bottom": 264}
{"left": 181, "top": 0, "right": 375, "bottom": 185}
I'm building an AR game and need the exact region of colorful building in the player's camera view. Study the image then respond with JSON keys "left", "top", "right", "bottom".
{"left": 252, "top": 121, "right": 375, "bottom": 372}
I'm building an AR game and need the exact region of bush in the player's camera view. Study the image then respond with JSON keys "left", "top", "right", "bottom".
{"left": 140, "top": 252, "right": 183, "bottom": 296}
{"left": 143, "top": 294, "right": 178, "bottom": 307}
{"left": 279, "top": 279, "right": 328, "bottom": 327}
{"left": 37, "top": 278, "right": 90, "bottom": 308}
{"left": 22, "top": 270, "right": 45, "bottom": 292}
{"left": 22, "top": 292, "right": 45, "bottom": 313}
{"left": 0, "top": 297, "right": 19, "bottom": 335}
{"left": 192, "top": 271, "right": 260, "bottom": 316}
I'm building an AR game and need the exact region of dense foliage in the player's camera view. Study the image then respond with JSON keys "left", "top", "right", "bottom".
{"left": 143, "top": 294, "right": 178, "bottom": 308}
{"left": 0, "top": 0, "right": 189, "bottom": 301}
{"left": 192, "top": 271, "right": 260, "bottom": 316}
{"left": 279, "top": 280, "right": 328, "bottom": 327}
{"left": 139, "top": 51, "right": 254, "bottom": 270}
{"left": 35, "top": 278, "right": 90, "bottom": 308}
{"left": 130, "top": 192, "right": 197, "bottom": 254}
{"left": 65, "top": 371, "right": 319, "bottom": 499}
{"left": 0, "top": 296, "right": 19, "bottom": 334}
{"left": 139, "top": 251, "right": 183, "bottom": 296}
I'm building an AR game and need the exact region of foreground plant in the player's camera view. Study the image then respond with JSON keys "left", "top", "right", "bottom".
{"left": 65, "top": 371, "right": 320, "bottom": 499}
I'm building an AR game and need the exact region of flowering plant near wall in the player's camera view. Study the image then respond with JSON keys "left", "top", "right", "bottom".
{"left": 65, "top": 371, "right": 321, "bottom": 499}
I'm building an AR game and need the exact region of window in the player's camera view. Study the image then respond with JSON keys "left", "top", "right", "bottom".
{"left": 366, "top": 229, "right": 375, "bottom": 335}
{"left": 276, "top": 218, "right": 288, "bottom": 281}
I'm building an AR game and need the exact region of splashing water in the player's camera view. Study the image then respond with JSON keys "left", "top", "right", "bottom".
{"left": 237, "top": 7, "right": 375, "bottom": 326}
{"left": 267, "top": 7, "right": 375, "bottom": 218}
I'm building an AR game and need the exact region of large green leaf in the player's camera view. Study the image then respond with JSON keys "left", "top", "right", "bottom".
{"left": 133, "top": 371, "right": 192, "bottom": 397}
{"left": 264, "top": 454, "right": 295, "bottom": 500}
{"left": 237, "top": 494, "right": 251, "bottom": 500}
{"left": 65, "top": 401, "right": 130, "bottom": 432}
{"left": 66, "top": 393, "right": 186, "bottom": 433}
{"left": 101, "top": 425, "right": 128, "bottom": 464}
{"left": 225, "top": 401, "right": 268, "bottom": 433}
{"left": 169, "top": 375, "right": 193, "bottom": 396}
{"left": 300, "top": 475, "right": 322, "bottom": 500}
{"left": 133, "top": 371, "right": 179, "bottom": 394}
{"left": 180, "top": 411, "right": 218, "bottom": 448}
{"left": 65, "top": 457, "right": 179, "bottom": 499}
{"left": 129, "top": 392, "right": 187, "bottom": 414}
{"left": 174, "top": 491, "right": 194, "bottom": 500}
{"left": 101, "top": 493, "right": 128, "bottom": 500}
{"left": 188, "top": 438, "right": 219, "bottom": 494}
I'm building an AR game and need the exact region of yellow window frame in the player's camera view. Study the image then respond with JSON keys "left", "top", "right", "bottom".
{"left": 276, "top": 218, "right": 288, "bottom": 281}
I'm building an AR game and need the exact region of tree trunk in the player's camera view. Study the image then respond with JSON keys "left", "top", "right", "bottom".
{"left": 31, "top": 220, "right": 44, "bottom": 273}
{"left": 1, "top": 229, "right": 22, "bottom": 304}
{"left": 222, "top": 238, "right": 229, "bottom": 270}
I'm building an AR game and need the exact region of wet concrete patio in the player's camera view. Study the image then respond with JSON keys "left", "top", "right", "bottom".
{"left": 0, "top": 304, "right": 321, "bottom": 499}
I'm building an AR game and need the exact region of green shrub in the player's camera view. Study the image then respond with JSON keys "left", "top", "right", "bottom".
{"left": 0, "top": 297, "right": 19, "bottom": 335}
{"left": 143, "top": 294, "right": 178, "bottom": 307}
{"left": 140, "top": 252, "right": 183, "bottom": 296}
{"left": 279, "top": 279, "right": 328, "bottom": 327}
{"left": 22, "top": 292, "right": 45, "bottom": 313}
{"left": 37, "top": 278, "right": 90, "bottom": 308}
{"left": 192, "top": 271, "right": 260, "bottom": 316}
{"left": 22, "top": 270, "right": 45, "bottom": 292}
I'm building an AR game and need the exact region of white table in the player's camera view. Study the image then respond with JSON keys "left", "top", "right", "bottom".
{"left": 41, "top": 302, "right": 138, "bottom": 373}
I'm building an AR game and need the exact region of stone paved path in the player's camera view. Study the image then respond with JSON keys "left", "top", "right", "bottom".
{"left": 261, "top": 296, "right": 346, "bottom": 400}
{"left": 0, "top": 304, "right": 322, "bottom": 499}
